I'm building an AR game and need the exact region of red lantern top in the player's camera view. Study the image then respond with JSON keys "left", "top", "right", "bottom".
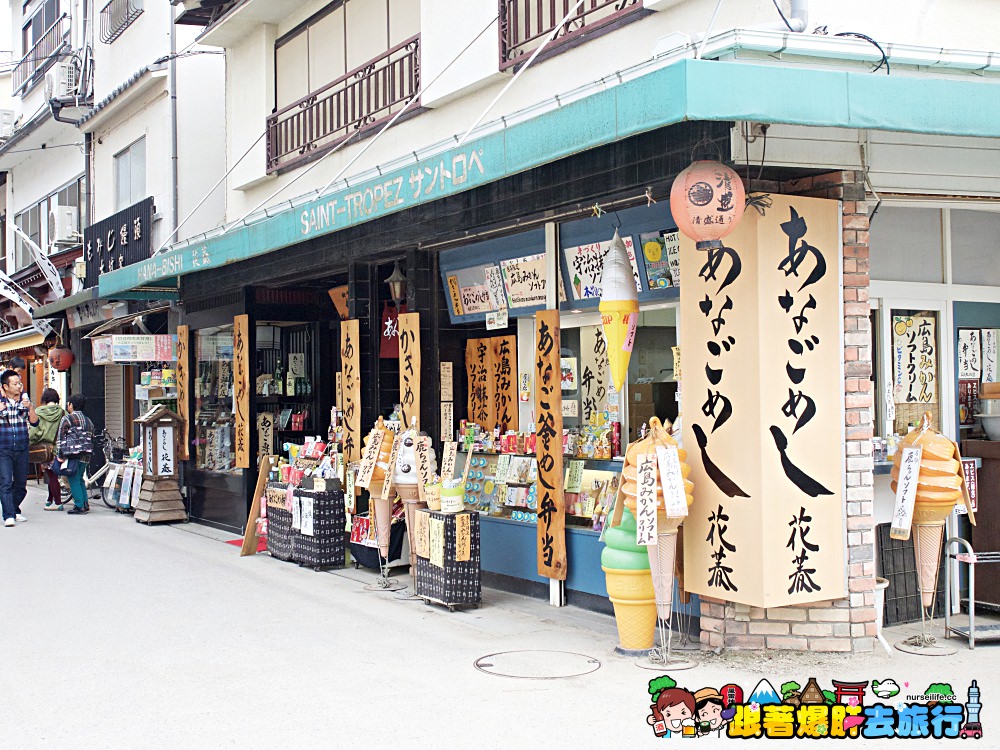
{"left": 669, "top": 160, "right": 746, "bottom": 245}
{"left": 48, "top": 347, "right": 74, "bottom": 371}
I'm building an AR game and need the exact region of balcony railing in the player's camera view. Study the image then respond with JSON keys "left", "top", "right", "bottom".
{"left": 266, "top": 35, "right": 420, "bottom": 174}
{"left": 13, "top": 14, "right": 70, "bottom": 94}
{"left": 100, "top": 0, "right": 144, "bottom": 44}
{"left": 499, "top": 0, "right": 642, "bottom": 69}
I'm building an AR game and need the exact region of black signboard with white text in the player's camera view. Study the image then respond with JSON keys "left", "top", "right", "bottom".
{"left": 84, "top": 197, "right": 155, "bottom": 287}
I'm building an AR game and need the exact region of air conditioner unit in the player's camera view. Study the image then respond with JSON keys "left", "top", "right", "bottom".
{"left": 0, "top": 110, "right": 14, "bottom": 139}
{"left": 44, "top": 62, "right": 78, "bottom": 100}
{"left": 49, "top": 205, "right": 79, "bottom": 245}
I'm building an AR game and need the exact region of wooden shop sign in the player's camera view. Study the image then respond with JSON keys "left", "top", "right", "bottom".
{"left": 233, "top": 315, "right": 251, "bottom": 469}
{"left": 341, "top": 319, "right": 362, "bottom": 464}
{"left": 398, "top": 312, "right": 421, "bottom": 431}
{"left": 534, "top": 309, "right": 566, "bottom": 580}
{"left": 176, "top": 325, "right": 189, "bottom": 459}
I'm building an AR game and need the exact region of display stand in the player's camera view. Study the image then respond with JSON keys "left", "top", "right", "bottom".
{"left": 636, "top": 533, "right": 697, "bottom": 672}
{"left": 414, "top": 509, "right": 482, "bottom": 610}
{"left": 264, "top": 481, "right": 347, "bottom": 569}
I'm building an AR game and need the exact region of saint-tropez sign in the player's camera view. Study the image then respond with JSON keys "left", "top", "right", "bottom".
{"left": 85, "top": 197, "right": 155, "bottom": 288}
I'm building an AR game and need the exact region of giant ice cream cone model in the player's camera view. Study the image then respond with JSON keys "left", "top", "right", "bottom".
{"left": 364, "top": 417, "right": 396, "bottom": 558}
{"left": 601, "top": 507, "right": 656, "bottom": 651}
{"left": 393, "top": 423, "right": 438, "bottom": 576}
{"left": 599, "top": 229, "right": 639, "bottom": 393}
{"left": 889, "top": 412, "right": 965, "bottom": 607}
{"left": 619, "top": 417, "right": 694, "bottom": 620}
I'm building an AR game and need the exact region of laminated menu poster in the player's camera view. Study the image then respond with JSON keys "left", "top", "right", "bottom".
{"left": 564, "top": 237, "right": 642, "bottom": 300}
{"left": 639, "top": 230, "right": 680, "bottom": 290}
{"left": 892, "top": 315, "right": 937, "bottom": 404}
{"left": 499, "top": 253, "right": 547, "bottom": 308}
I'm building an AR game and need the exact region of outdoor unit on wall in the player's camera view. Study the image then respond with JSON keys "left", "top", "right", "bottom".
{"left": 0, "top": 110, "right": 14, "bottom": 139}
{"left": 49, "top": 205, "right": 80, "bottom": 245}
{"left": 44, "top": 62, "right": 79, "bottom": 100}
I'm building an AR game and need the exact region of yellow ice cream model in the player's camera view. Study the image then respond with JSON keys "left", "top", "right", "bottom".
{"left": 618, "top": 417, "right": 694, "bottom": 620}
{"left": 599, "top": 229, "right": 639, "bottom": 393}
{"left": 890, "top": 412, "right": 976, "bottom": 607}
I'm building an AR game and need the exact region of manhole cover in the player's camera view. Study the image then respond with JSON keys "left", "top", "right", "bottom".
{"left": 474, "top": 650, "right": 601, "bottom": 679}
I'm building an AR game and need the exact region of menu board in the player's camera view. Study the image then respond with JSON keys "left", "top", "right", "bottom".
{"left": 499, "top": 253, "right": 547, "bottom": 308}
{"left": 445, "top": 265, "right": 494, "bottom": 315}
{"left": 892, "top": 315, "right": 937, "bottom": 404}
{"left": 563, "top": 236, "right": 642, "bottom": 300}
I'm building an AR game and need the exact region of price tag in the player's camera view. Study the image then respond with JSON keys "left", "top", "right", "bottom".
{"left": 345, "top": 463, "right": 356, "bottom": 513}
{"left": 415, "top": 436, "right": 433, "bottom": 501}
{"left": 355, "top": 428, "right": 385, "bottom": 489}
{"left": 461, "top": 449, "right": 475, "bottom": 486}
{"left": 565, "top": 460, "right": 584, "bottom": 493}
{"left": 885, "top": 383, "right": 896, "bottom": 423}
{"left": 440, "top": 401, "right": 454, "bottom": 443}
{"left": 890, "top": 446, "right": 922, "bottom": 540}
{"left": 656, "top": 444, "right": 687, "bottom": 518}
{"left": 635, "top": 452, "right": 658, "bottom": 545}
{"left": 441, "top": 442, "right": 458, "bottom": 480}
{"left": 300, "top": 497, "right": 314, "bottom": 536}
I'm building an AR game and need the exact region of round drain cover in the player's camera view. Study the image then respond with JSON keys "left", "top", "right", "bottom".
{"left": 474, "top": 650, "right": 601, "bottom": 679}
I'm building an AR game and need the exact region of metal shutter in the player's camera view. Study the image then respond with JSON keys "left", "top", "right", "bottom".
{"left": 105, "top": 365, "right": 125, "bottom": 438}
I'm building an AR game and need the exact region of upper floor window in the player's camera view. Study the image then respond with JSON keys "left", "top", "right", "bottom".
{"left": 268, "top": 0, "right": 420, "bottom": 173}
{"left": 12, "top": 175, "right": 85, "bottom": 272}
{"left": 499, "top": 0, "right": 643, "bottom": 70}
{"left": 100, "top": 0, "right": 144, "bottom": 44}
{"left": 115, "top": 138, "right": 146, "bottom": 211}
{"left": 14, "top": 0, "right": 68, "bottom": 94}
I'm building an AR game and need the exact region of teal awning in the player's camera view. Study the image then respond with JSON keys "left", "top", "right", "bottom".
{"left": 98, "top": 57, "right": 1000, "bottom": 297}
{"left": 33, "top": 288, "right": 99, "bottom": 319}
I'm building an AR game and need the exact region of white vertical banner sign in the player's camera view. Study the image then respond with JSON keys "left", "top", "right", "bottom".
{"left": 656, "top": 444, "right": 688, "bottom": 518}
{"left": 982, "top": 329, "right": 998, "bottom": 383}
{"left": 635, "top": 452, "right": 659, "bottom": 546}
{"left": 156, "top": 426, "right": 174, "bottom": 476}
{"left": 891, "top": 446, "right": 923, "bottom": 540}
{"left": 440, "top": 442, "right": 458, "bottom": 481}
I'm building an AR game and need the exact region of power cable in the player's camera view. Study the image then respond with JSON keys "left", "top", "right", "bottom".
{"left": 836, "top": 32, "right": 890, "bottom": 74}
{"left": 771, "top": 0, "right": 795, "bottom": 32}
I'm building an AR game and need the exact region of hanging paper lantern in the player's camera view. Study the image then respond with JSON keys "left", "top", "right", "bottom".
{"left": 48, "top": 346, "right": 74, "bottom": 371}
{"left": 599, "top": 229, "right": 639, "bottom": 393}
{"left": 669, "top": 160, "right": 746, "bottom": 246}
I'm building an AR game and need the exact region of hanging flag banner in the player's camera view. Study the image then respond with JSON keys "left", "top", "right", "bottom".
{"left": 681, "top": 194, "right": 845, "bottom": 608}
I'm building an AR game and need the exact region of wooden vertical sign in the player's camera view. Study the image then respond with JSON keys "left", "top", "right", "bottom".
{"left": 341, "top": 319, "right": 361, "bottom": 464}
{"left": 466, "top": 338, "right": 496, "bottom": 428}
{"left": 398, "top": 312, "right": 421, "bottom": 431}
{"left": 233, "top": 315, "right": 251, "bottom": 469}
{"left": 492, "top": 335, "right": 516, "bottom": 432}
{"left": 535, "top": 310, "right": 566, "bottom": 580}
{"left": 176, "top": 325, "right": 189, "bottom": 459}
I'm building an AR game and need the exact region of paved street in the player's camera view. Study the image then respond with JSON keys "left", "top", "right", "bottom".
{"left": 1, "top": 484, "right": 996, "bottom": 748}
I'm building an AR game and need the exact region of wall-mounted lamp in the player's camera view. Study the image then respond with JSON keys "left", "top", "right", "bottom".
{"left": 385, "top": 260, "right": 407, "bottom": 307}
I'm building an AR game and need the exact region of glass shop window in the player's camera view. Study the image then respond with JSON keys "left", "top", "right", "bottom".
{"left": 194, "top": 325, "right": 237, "bottom": 473}
{"left": 951, "top": 209, "right": 1000, "bottom": 288}
{"left": 869, "top": 207, "right": 944, "bottom": 284}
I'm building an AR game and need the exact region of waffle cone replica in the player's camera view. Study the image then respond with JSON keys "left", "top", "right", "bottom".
{"left": 364, "top": 417, "right": 396, "bottom": 558}
{"left": 619, "top": 416, "right": 694, "bottom": 620}
{"left": 890, "top": 412, "right": 976, "bottom": 607}
{"left": 599, "top": 229, "right": 639, "bottom": 393}
{"left": 601, "top": 507, "right": 655, "bottom": 651}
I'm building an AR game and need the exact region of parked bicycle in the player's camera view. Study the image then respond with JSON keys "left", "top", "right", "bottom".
{"left": 83, "top": 430, "right": 129, "bottom": 509}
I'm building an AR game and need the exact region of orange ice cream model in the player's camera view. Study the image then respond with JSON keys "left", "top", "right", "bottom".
{"left": 363, "top": 417, "right": 396, "bottom": 558}
{"left": 619, "top": 417, "right": 694, "bottom": 619}
{"left": 599, "top": 229, "right": 639, "bottom": 393}
{"left": 890, "top": 412, "right": 976, "bottom": 607}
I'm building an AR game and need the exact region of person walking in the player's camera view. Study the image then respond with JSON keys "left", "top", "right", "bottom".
{"left": 29, "top": 388, "right": 67, "bottom": 509}
{"left": 0, "top": 369, "right": 38, "bottom": 527}
{"left": 55, "top": 394, "right": 95, "bottom": 515}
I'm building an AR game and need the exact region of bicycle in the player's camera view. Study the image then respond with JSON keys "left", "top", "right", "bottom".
{"left": 84, "top": 430, "right": 129, "bottom": 509}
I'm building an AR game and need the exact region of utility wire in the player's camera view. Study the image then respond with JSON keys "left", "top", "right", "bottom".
{"left": 771, "top": 0, "right": 794, "bottom": 31}
{"left": 835, "top": 32, "right": 890, "bottom": 74}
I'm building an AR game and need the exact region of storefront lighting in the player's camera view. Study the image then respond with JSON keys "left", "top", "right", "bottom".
{"left": 385, "top": 261, "right": 408, "bottom": 306}
{"left": 669, "top": 160, "right": 746, "bottom": 248}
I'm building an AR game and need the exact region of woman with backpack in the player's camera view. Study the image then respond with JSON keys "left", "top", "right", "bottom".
{"left": 29, "top": 388, "right": 66, "bottom": 509}
{"left": 55, "top": 393, "right": 95, "bottom": 515}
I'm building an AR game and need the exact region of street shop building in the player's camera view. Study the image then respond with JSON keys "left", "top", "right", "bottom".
{"left": 96, "top": 37, "right": 1000, "bottom": 653}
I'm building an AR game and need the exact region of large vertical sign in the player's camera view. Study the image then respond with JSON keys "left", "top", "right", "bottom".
{"left": 176, "top": 325, "right": 189, "bottom": 459}
{"left": 233, "top": 315, "right": 251, "bottom": 469}
{"left": 341, "top": 319, "right": 361, "bottom": 464}
{"left": 535, "top": 310, "right": 567, "bottom": 580}
{"left": 398, "top": 312, "right": 421, "bottom": 431}
{"left": 492, "top": 335, "right": 516, "bottom": 432}
{"left": 466, "top": 338, "right": 496, "bottom": 428}
{"left": 682, "top": 194, "right": 845, "bottom": 607}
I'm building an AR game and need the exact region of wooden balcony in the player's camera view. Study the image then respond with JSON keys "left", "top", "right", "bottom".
{"left": 266, "top": 35, "right": 420, "bottom": 174}
{"left": 499, "top": 0, "right": 642, "bottom": 69}
{"left": 13, "top": 14, "right": 70, "bottom": 94}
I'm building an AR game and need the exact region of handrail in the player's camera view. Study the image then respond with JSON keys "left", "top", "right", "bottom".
{"left": 13, "top": 13, "right": 70, "bottom": 94}
{"left": 100, "top": 0, "right": 144, "bottom": 45}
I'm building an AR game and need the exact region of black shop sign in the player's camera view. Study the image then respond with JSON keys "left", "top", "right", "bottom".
{"left": 84, "top": 197, "right": 155, "bottom": 287}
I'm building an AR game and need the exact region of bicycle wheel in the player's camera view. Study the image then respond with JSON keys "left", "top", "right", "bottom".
{"left": 102, "top": 484, "right": 120, "bottom": 509}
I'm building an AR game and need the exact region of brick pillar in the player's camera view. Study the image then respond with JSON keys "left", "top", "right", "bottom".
{"left": 698, "top": 171, "right": 876, "bottom": 654}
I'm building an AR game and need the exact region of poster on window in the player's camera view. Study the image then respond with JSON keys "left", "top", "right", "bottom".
{"left": 499, "top": 254, "right": 547, "bottom": 308}
{"left": 639, "top": 230, "right": 680, "bottom": 290}
{"left": 892, "top": 316, "right": 937, "bottom": 404}
{"left": 983, "top": 329, "right": 999, "bottom": 383}
{"left": 563, "top": 237, "right": 642, "bottom": 300}
{"left": 958, "top": 329, "right": 982, "bottom": 380}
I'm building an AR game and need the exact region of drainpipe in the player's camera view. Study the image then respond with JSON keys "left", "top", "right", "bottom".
{"left": 756, "top": 0, "right": 809, "bottom": 32}
{"left": 169, "top": 3, "right": 179, "bottom": 239}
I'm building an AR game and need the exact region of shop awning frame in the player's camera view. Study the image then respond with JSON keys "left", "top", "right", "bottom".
{"left": 0, "top": 327, "right": 47, "bottom": 355}
{"left": 83, "top": 304, "right": 172, "bottom": 339}
{"left": 97, "top": 53, "right": 1000, "bottom": 298}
